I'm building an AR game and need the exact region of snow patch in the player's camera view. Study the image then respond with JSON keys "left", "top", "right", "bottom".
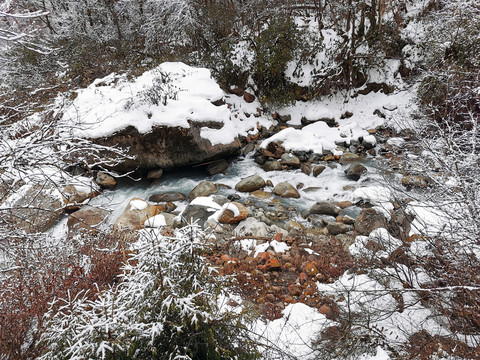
{"left": 144, "top": 214, "right": 166, "bottom": 228}
{"left": 129, "top": 199, "right": 148, "bottom": 211}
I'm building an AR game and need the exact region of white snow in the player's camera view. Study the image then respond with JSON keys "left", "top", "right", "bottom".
{"left": 189, "top": 196, "right": 222, "bottom": 211}
{"left": 350, "top": 228, "right": 403, "bottom": 258}
{"left": 261, "top": 121, "right": 342, "bottom": 155}
{"left": 208, "top": 202, "right": 242, "bottom": 223}
{"left": 144, "top": 214, "right": 166, "bottom": 228}
{"left": 359, "top": 346, "right": 391, "bottom": 360}
{"left": 252, "top": 240, "right": 291, "bottom": 257}
{"left": 61, "top": 62, "right": 275, "bottom": 146}
{"left": 387, "top": 137, "right": 406, "bottom": 147}
{"left": 353, "top": 186, "right": 394, "bottom": 217}
{"left": 270, "top": 240, "right": 290, "bottom": 253}
{"left": 129, "top": 199, "right": 148, "bottom": 211}
{"left": 363, "top": 134, "right": 377, "bottom": 147}
{"left": 260, "top": 88, "right": 416, "bottom": 156}
{"left": 254, "top": 303, "right": 327, "bottom": 359}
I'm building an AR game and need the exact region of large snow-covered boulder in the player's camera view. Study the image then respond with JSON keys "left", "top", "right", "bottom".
{"left": 62, "top": 62, "right": 243, "bottom": 172}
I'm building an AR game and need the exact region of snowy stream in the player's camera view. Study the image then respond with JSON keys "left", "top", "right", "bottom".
{"left": 49, "top": 152, "right": 390, "bottom": 241}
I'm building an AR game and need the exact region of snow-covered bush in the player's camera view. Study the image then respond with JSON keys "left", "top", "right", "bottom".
{"left": 40, "top": 226, "right": 258, "bottom": 360}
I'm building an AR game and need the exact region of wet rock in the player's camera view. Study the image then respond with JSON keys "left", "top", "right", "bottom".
{"left": 313, "top": 165, "right": 326, "bottom": 177}
{"left": 92, "top": 124, "right": 242, "bottom": 173}
{"left": 114, "top": 198, "right": 162, "bottom": 231}
{"left": 251, "top": 190, "right": 273, "bottom": 200}
{"left": 227, "top": 193, "right": 241, "bottom": 201}
{"left": 254, "top": 154, "right": 268, "bottom": 165}
{"left": 339, "top": 152, "right": 360, "bottom": 164}
{"left": 307, "top": 214, "right": 336, "bottom": 228}
{"left": 335, "top": 200, "right": 353, "bottom": 209}
{"left": 280, "top": 153, "right": 301, "bottom": 168}
{"left": 189, "top": 180, "right": 218, "bottom": 201}
{"left": 336, "top": 215, "right": 355, "bottom": 225}
{"left": 218, "top": 202, "right": 248, "bottom": 224}
{"left": 149, "top": 192, "right": 187, "bottom": 203}
{"left": 163, "top": 202, "right": 177, "bottom": 213}
{"left": 305, "top": 201, "right": 340, "bottom": 217}
{"left": 273, "top": 182, "right": 300, "bottom": 198}
{"left": 326, "top": 222, "right": 353, "bottom": 235}
{"left": 345, "top": 163, "right": 367, "bottom": 181}
{"left": 68, "top": 205, "right": 109, "bottom": 233}
{"left": 206, "top": 159, "right": 229, "bottom": 175}
{"left": 95, "top": 171, "right": 116, "bottom": 190}
{"left": 354, "top": 208, "right": 388, "bottom": 235}
{"left": 263, "top": 160, "right": 282, "bottom": 172}
{"left": 235, "top": 175, "right": 266, "bottom": 193}
{"left": 234, "top": 217, "right": 269, "bottom": 237}
{"left": 147, "top": 168, "right": 163, "bottom": 180}
{"left": 301, "top": 163, "right": 312, "bottom": 175}
{"left": 242, "top": 143, "right": 256, "bottom": 156}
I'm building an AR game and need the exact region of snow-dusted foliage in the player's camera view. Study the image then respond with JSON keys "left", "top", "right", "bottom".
{"left": 39, "top": 225, "right": 257, "bottom": 360}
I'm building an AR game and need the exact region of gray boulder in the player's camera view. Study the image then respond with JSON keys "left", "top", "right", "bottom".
{"left": 92, "top": 124, "right": 242, "bottom": 173}
{"left": 345, "top": 163, "right": 367, "bottom": 181}
{"left": 305, "top": 201, "right": 340, "bottom": 217}
{"left": 326, "top": 222, "right": 353, "bottom": 235}
{"left": 147, "top": 168, "right": 163, "bottom": 180}
{"left": 234, "top": 217, "right": 270, "bottom": 237}
{"left": 95, "top": 171, "right": 117, "bottom": 190}
{"left": 206, "top": 159, "right": 229, "bottom": 175}
{"left": 273, "top": 182, "right": 300, "bottom": 198}
{"left": 149, "top": 192, "right": 187, "bottom": 203}
{"left": 354, "top": 208, "right": 388, "bottom": 235}
{"left": 68, "top": 206, "right": 109, "bottom": 233}
{"left": 280, "top": 153, "right": 301, "bottom": 168}
{"left": 339, "top": 152, "right": 360, "bottom": 164}
{"left": 189, "top": 181, "right": 218, "bottom": 201}
{"left": 235, "top": 175, "right": 266, "bottom": 192}
{"left": 263, "top": 160, "right": 282, "bottom": 172}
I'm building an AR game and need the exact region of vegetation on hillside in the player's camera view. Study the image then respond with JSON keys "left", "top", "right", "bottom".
{"left": 1, "top": 0, "right": 479, "bottom": 359}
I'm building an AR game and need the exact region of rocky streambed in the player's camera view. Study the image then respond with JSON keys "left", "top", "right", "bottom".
{"left": 37, "top": 121, "right": 427, "bottom": 320}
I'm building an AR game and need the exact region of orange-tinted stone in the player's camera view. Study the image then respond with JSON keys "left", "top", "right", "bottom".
{"left": 265, "top": 258, "right": 281, "bottom": 271}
